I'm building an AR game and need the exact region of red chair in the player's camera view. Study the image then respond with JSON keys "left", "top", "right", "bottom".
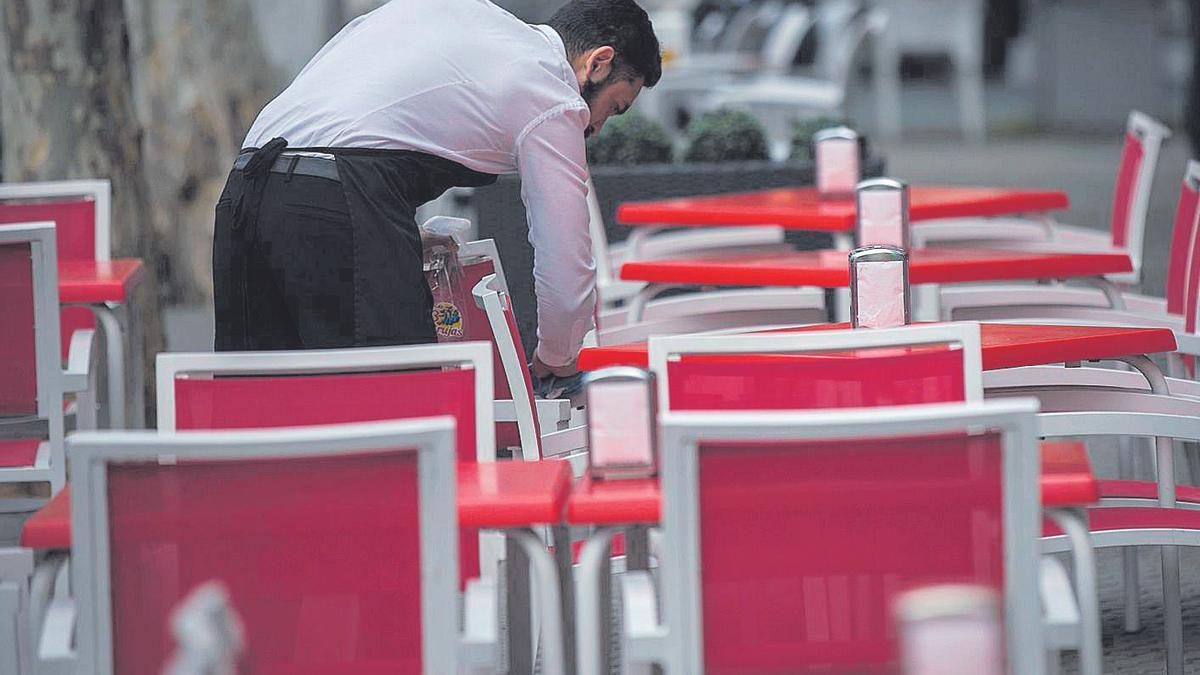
{"left": 470, "top": 273, "right": 587, "bottom": 469}
{"left": 154, "top": 342, "right": 495, "bottom": 581}
{"left": 635, "top": 323, "right": 1099, "bottom": 673}
{"left": 67, "top": 417, "right": 463, "bottom": 675}
{"left": 918, "top": 111, "right": 1171, "bottom": 289}
{"left": 944, "top": 160, "right": 1200, "bottom": 329}
{"left": 0, "top": 180, "right": 135, "bottom": 428}
{"left": 577, "top": 399, "right": 1045, "bottom": 673}
{"left": 457, "top": 240, "right": 573, "bottom": 460}
{"left": 0, "top": 221, "right": 96, "bottom": 499}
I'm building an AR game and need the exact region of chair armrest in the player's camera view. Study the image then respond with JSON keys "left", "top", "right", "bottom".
{"left": 493, "top": 398, "right": 573, "bottom": 430}
{"left": 61, "top": 329, "right": 97, "bottom": 394}
{"left": 540, "top": 426, "right": 587, "bottom": 459}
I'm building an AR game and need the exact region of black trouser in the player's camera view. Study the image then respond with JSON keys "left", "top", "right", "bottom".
{"left": 213, "top": 142, "right": 496, "bottom": 351}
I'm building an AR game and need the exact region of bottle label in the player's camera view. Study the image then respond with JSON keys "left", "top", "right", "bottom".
{"left": 432, "top": 301, "right": 464, "bottom": 339}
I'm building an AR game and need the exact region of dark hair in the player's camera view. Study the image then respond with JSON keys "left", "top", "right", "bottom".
{"left": 548, "top": 0, "right": 662, "bottom": 88}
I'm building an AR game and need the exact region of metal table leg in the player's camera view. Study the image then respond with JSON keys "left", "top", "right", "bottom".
{"left": 90, "top": 304, "right": 126, "bottom": 429}
{"left": 505, "top": 532, "right": 533, "bottom": 674}
{"left": 552, "top": 525, "right": 576, "bottom": 675}
{"left": 1120, "top": 355, "right": 1183, "bottom": 675}
{"left": 576, "top": 529, "right": 624, "bottom": 675}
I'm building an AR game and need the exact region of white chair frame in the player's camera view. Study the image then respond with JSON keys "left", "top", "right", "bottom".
{"left": 647, "top": 322, "right": 985, "bottom": 413}
{"left": 155, "top": 341, "right": 496, "bottom": 462}
{"left": 0, "top": 179, "right": 138, "bottom": 429}
{"left": 67, "top": 418, "right": 462, "bottom": 675}
{"left": 576, "top": 399, "right": 1045, "bottom": 674}
{"left": 0, "top": 222, "right": 96, "bottom": 497}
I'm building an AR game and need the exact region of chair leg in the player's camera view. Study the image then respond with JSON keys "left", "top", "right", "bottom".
{"left": 91, "top": 306, "right": 126, "bottom": 430}
{"left": 1161, "top": 545, "right": 1184, "bottom": 675}
{"left": 1117, "top": 437, "right": 1141, "bottom": 633}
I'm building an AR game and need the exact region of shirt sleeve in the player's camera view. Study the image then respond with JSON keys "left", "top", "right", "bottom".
{"left": 515, "top": 103, "right": 596, "bottom": 368}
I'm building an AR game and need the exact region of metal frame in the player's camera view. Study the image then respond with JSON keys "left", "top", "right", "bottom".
{"left": 0, "top": 222, "right": 68, "bottom": 492}
{"left": 154, "top": 341, "right": 495, "bottom": 462}
{"left": 943, "top": 157, "right": 1200, "bottom": 322}
{"left": 1037, "top": 410, "right": 1196, "bottom": 675}
{"left": 0, "top": 179, "right": 111, "bottom": 262}
{"left": 68, "top": 417, "right": 460, "bottom": 675}
{"left": 472, "top": 274, "right": 550, "bottom": 462}
{"left": 652, "top": 399, "right": 1044, "bottom": 674}
{"left": 0, "top": 179, "right": 139, "bottom": 429}
{"left": 458, "top": 238, "right": 508, "bottom": 299}
{"left": 648, "top": 322, "right": 985, "bottom": 413}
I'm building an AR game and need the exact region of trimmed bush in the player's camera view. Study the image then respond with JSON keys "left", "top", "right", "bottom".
{"left": 787, "top": 116, "right": 848, "bottom": 161}
{"left": 682, "top": 108, "right": 770, "bottom": 163}
{"left": 586, "top": 112, "right": 674, "bottom": 166}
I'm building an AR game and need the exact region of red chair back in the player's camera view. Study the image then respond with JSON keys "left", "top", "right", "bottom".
{"left": 468, "top": 274, "right": 543, "bottom": 456}
{"left": 0, "top": 241, "right": 39, "bottom": 417}
{"left": 666, "top": 346, "right": 967, "bottom": 411}
{"left": 107, "top": 452, "right": 425, "bottom": 675}
{"left": 1166, "top": 165, "right": 1200, "bottom": 315}
{"left": 1109, "top": 131, "right": 1145, "bottom": 249}
{"left": 160, "top": 345, "right": 491, "bottom": 581}
{"left": 70, "top": 420, "right": 459, "bottom": 675}
{"left": 654, "top": 325, "right": 980, "bottom": 412}
{"left": 0, "top": 199, "right": 98, "bottom": 358}
{"left": 696, "top": 432, "right": 1005, "bottom": 671}
{"left": 458, "top": 256, "right": 533, "bottom": 449}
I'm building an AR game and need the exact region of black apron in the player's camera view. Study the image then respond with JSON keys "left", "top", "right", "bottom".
{"left": 213, "top": 139, "right": 497, "bottom": 351}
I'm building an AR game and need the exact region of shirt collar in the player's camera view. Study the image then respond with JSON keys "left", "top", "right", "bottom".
{"left": 534, "top": 24, "right": 580, "bottom": 94}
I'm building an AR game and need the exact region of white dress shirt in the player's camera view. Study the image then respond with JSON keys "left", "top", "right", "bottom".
{"left": 244, "top": 0, "right": 595, "bottom": 367}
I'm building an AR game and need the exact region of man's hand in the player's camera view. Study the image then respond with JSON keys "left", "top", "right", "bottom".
{"left": 420, "top": 230, "right": 459, "bottom": 255}
{"left": 531, "top": 352, "right": 579, "bottom": 380}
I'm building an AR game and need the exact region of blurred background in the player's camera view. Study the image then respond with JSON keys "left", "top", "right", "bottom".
{"left": 0, "top": 0, "right": 1193, "bottom": 348}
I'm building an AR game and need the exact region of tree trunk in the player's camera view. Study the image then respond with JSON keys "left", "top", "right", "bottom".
{"left": 1, "top": 0, "right": 165, "bottom": 427}
{"left": 122, "top": 0, "right": 279, "bottom": 305}
{"left": 0, "top": 0, "right": 280, "bottom": 426}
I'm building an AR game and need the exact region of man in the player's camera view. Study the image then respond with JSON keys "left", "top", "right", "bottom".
{"left": 214, "top": 0, "right": 660, "bottom": 381}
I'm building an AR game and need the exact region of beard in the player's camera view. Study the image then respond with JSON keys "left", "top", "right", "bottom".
{"left": 581, "top": 76, "right": 607, "bottom": 139}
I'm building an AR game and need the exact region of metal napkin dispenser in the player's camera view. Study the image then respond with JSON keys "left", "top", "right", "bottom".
{"left": 814, "top": 126, "right": 861, "bottom": 198}
{"left": 855, "top": 177, "right": 910, "bottom": 249}
{"left": 849, "top": 245, "right": 911, "bottom": 329}
{"left": 583, "top": 367, "right": 658, "bottom": 480}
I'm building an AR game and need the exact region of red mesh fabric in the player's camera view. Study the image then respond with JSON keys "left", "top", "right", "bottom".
{"left": 697, "top": 433, "right": 1005, "bottom": 672}
{"left": 1110, "top": 132, "right": 1145, "bottom": 248}
{"left": 666, "top": 346, "right": 966, "bottom": 411}
{"left": 106, "top": 452, "right": 424, "bottom": 675}
{"left": 1186, "top": 227, "right": 1200, "bottom": 376}
{"left": 1167, "top": 180, "right": 1200, "bottom": 315}
{"left": 0, "top": 439, "right": 40, "bottom": 467}
{"left": 0, "top": 200, "right": 99, "bottom": 358}
{"left": 457, "top": 259, "right": 525, "bottom": 450}
{"left": 173, "top": 368, "right": 479, "bottom": 580}
{"left": 0, "top": 242, "right": 39, "bottom": 417}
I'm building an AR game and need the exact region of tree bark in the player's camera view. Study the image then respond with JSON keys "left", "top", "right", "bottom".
{"left": 0, "top": 0, "right": 280, "bottom": 426}
{"left": 1, "top": 0, "right": 165, "bottom": 426}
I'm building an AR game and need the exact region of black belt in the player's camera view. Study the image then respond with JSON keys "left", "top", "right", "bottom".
{"left": 234, "top": 150, "right": 340, "bottom": 182}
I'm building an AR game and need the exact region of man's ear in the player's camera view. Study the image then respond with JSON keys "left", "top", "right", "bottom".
{"left": 586, "top": 46, "right": 616, "bottom": 83}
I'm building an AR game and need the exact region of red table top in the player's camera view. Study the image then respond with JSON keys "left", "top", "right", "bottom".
{"left": 20, "top": 460, "right": 572, "bottom": 551}
{"left": 617, "top": 186, "right": 1070, "bottom": 232}
{"left": 58, "top": 259, "right": 145, "bottom": 303}
{"left": 619, "top": 247, "right": 1132, "bottom": 288}
{"left": 566, "top": 441, "right": 1096, "bottom": 525}
{"left": 577, "top": 322, "right": 1178, "bottom": 372}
